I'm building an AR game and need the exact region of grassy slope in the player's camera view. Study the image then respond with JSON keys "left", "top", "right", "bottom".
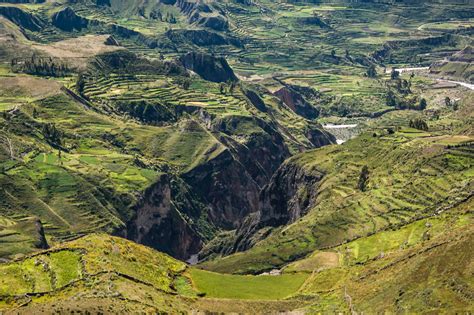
{"left": 0, "top": 234, "right": 195, "bottom": 313}
{"left": 295, "top": 197, "right": 473, "bottom": 313}
{"left": 0, "top": 233, "right": 310, "bottom": 313}
{"left": 190, "top": 268, "right": 308, "bottom": 300}
{"left": 0, "top": 89, "right": 165, "bottom": 243}
{"left": 0, "top": 216, "right": 45, "bottom": 259}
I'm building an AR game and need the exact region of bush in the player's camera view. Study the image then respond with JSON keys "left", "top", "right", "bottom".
{"left": 409, "top": 118, "right": 428, "bottom": 131}
{"left": 358, "top": 165, "right": 369, "bottom": 192}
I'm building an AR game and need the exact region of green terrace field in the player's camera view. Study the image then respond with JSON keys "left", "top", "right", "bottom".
{"left": 81, "top": 73, "right": 253, "bottom": 117}
{"left": 0, "top": 234, "right": 195, "bottom": 312}
{"left": 77, "top": 63, "right": 327, "bottom": 152}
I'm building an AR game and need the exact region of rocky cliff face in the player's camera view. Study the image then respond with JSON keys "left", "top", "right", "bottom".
{"left": 123, "top": 174, "right": 205, "bottom": 260}
{"left": 274, "top": 84, "right": 320, "bottom": 119}
{"left": 182, "top": 148, "right": 260, "bottom": 229}
{"left": 199, "top": 154, "right": 326, "bottom": 259}
{"left": 306, "top": 125, "right": 336, "bottom": 147}
{"left": 211, "top": 116, "right": 290, "bottom": 184}
{"left": 257, "top": 161, "right": 324, "bottom": 227}
{"left": 181, "top": 116, "right": 291, "bottom": 229}
{"left": 180, "top": 52, "right": 237, "bottom": 82}
{"left": 51, "top": 7, "right": 89, "bottom": 32}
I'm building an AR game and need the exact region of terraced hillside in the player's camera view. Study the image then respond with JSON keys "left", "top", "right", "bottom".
{"left": 1, "top": 0, "right": 472, "bottom": 116}
{"left": 0, "top": 0, "right": 473, "bottom": 313}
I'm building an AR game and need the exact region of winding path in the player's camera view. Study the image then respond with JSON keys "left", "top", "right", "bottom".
{"left": 437, "top": 79, "right": 474, "bottom": 91}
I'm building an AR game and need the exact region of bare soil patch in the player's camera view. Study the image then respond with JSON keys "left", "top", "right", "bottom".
{"left": 0, "top": 75, "right": 61, "bottom": 98}
{"left": 32, "top": 35, "right": 121, "bottom": 59}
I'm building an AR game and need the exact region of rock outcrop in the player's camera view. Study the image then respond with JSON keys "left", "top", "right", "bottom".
{"left": 274, "top": 85, "right": 320, "bottom": 119}
{"left": 172, "top": 0, "right": 229, "bottom": 31}
{"left": 51, "top": 7, "right": 89, "bottom": 32}
{"left": 0, "top": 6, "right": 45, "bottom": 31}
{"left": 31, "top": 218, "right": 49, "bottom": 249}
{"left": 306, "top": 125, "right": 336, "bottom": 147}
{"left": 179, "top": 52, "right": 237, "bottom": 82}
{"left": 124, "top": 174, "right": 204, "bottom": 260}
{"left": 104, "top": 35, "right": 120, "bottom": 46}
{"left": 199, "top": 153, "right": 326, "bottom": 258}
{"left": 257, "top": 161, "right": 324, "bottom": 227}
{"left": 243, "top": 88, "right": 267, "bottom": 112}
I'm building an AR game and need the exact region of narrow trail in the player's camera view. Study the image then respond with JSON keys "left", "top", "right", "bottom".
{"left": 437, "top": 79, "right": 474, "bottom": 91}
{"left": 35, "top": 197, "right": 72, "bottom": 228}
{"left": 382, "top": 66, "right": 473, "bottom": 91}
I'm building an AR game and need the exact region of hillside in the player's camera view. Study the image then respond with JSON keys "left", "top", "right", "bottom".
{"left": 0, "top": 0, "right": 473, "bottom": 313}
{"left": 0, "top": 210, "right": 471, "bottom": 313}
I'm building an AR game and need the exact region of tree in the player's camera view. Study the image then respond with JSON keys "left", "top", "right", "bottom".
{"left": 174, "top": 77, "right": 191, "bottom": 90}
{"left": 386, "top": 90, "right": 397, "bottom": 107}
{"left": 390, "top": 68, "right": 400, "bottom": 80}
{"left": 181, "top": 78, "right": 191, "bottom": 90}
{"left": 358, "top": 165, "right": 369, "bottom": 192}
{"left": 409, "top": 118, "right": 428, "bottom": 131}
{"left": 219, "top": 82, "right": 226, "bottom": 94}
{"left": 366, "top": 65, "right": 377, "bottom": 78}
{"left": 42, "top": 123, "right": 62, "bottom": 148}
{"left": 445, "top": 97, "right": 451, "bottom": 107}
{"left": 76, "top": 72, "right": 86, "bottom": 96}
{"left": 419, "top": 98, "right": 427, "bottom": 110}
{"left": 228, "top": 80, "right": 236, "bottom": 95}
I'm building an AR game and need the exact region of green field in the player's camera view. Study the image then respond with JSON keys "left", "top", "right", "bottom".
{"left": 190, "top": 268, "right": 308, "bottom": 300}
